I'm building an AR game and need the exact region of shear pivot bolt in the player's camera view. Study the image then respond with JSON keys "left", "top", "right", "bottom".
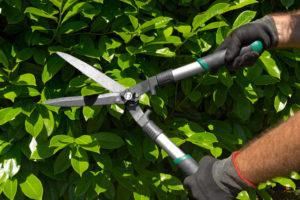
{"left": 123, "top": 91, "right": 133, "bottom": 101}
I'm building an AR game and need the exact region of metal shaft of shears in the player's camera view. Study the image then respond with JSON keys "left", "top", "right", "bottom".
{"left": 131, "top": 41, "right": 264, "bottom": 97}
{"left": 129, "top": 107, "right": 199, "bottom": 176}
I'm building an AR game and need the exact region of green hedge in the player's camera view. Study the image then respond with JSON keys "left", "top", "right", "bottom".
{"left": 0, "top": 0, "right": 300, "bottom": 199}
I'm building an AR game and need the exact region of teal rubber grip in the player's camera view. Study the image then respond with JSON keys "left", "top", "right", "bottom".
{"left": 196, "top": 58, "right": 209, "bottom": 71}
{"left": 250, "top": 40, "right": 263, "bottom": 54}
{"left": 173, "top": 154, "right": 192, "bottom": 165}
{"left": 196, "top": 40, "right": 264, "bottom": 71}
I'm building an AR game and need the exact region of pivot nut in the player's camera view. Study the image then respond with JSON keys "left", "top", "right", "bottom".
{"left": 123, "top": 91, "right": 133, "bottom": 101}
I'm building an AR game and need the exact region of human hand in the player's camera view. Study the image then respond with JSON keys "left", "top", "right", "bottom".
{"left": 184, "top": 154, "right": 254, "bottom": 200}
{"left": 218, "top": 16, "right": 278, "bottom": 70}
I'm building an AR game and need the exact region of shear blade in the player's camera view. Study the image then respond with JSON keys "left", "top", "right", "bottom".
{"left": 56, "top": 52, "right": 125, "bottom": 93}
{"left": 44, "top": 93, "right": 124, "bottom": 107}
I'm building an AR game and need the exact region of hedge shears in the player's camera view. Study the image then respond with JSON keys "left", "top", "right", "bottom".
{"left": 44, "top": 41, "right": 263, "bottom": 177}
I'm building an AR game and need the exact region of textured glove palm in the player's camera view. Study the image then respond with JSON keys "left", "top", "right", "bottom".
{"left": 218, "top": 16, "right": 278, "bottom": 70}
{"left": 184, "top": 155, "right": 252, "bottom": 200}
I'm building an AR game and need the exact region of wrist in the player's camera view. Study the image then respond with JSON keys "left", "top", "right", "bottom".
{"left": 271, "top": 14, "right": 294, "bottom": 48}
{"left": 253, "top": 15, "right": 279, "bottom": 48}
{"left": 212, "top": 152, "right": 256, "bottom": 196}
{"left": 232, "top": 151, "right": 256, "bottom": 188}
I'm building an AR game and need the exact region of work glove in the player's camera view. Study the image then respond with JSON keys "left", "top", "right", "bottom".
{"left": 184, "top": 152, "right": 256, "bottom": 200}
{"left": 218, "top": 15, "right": 278, "bottom": 71}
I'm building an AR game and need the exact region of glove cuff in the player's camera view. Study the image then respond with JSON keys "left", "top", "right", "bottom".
{"left": 212, "top": 152, "right": 256, "bottom": 196}
{"left": 232, "top": 151, "right": 256, "bottom": 188}
{"left": 254, "top": 15, "right": 279, "bottom": 48}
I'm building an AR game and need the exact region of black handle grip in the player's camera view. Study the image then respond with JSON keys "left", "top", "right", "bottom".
{"left": 197, "top": 40, "right": 264, "bottom": 71}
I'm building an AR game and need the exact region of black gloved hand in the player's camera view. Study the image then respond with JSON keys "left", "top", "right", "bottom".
{"left": 184, "top": 154, "right": 255, "bottom": 200}
{"left": 218, "top": 16, "right": 278, "bottom": 71}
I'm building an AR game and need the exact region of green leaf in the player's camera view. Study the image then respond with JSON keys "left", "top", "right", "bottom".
{"left": 117, "top": 54, "right": 135, "bottom": 71}
{"left": 273, "top": 177, "right": 296, "bottom": 190}
{"left": 62, "top": 2, "right": 93, "bottom": 23}
{"left": 259, "top": 51, "right": 281, "bottom": 79}
{"left": 16, "top": 48, "right": 33, "bottom": 62}
{"left": 3, "top": 179, "right": 18, "bottom": 200}
{"left": 181, "top": 79, "right": 192, "bottom": 96}
{"left": 274, "top": 93, "right": 288, "bottom": 112}
{"left": 71, "top": 148, "right": 89, "bottom": 177}
{"left": 154, "top": 173, "right": 184, "bottom": 192}
{"left": 42, "top": 55, "right": 65, "bottom": 83}
{"left": 81, "top": 83, "right": 106, "bottom": 96}
{"left": 140, "top": 17, "right": 172, "bottom": 33}
{"left": 4, "top": 0, "right": 22, "bottom": 10}
{"left": 38, "top": 106, "right": 55, "bottom": 136}
{"left": 281, "top": 0, "right": 295, "bottom": 8}
{"left": 64, "top": 107, "right": 80, "bottom": 120}
{"left": 0, "top": 49, "right": 9, "bottom": 67}
{"left": 0, "top": 149, "right": 21, "bottom": 179}
{"left": 29, "top": 137, "right": 55, "bottom": 160}
{"left": 188, "top": 90, "right": 202, "bottom": 102}
{"left": 236, "top": 191, "right": 250, "bottom": 200}
{"left": 192, "top": 3, "right": 230, "bottom": 30}
{"left": 25, "top": 110, "right": 44, "bottom": 138}
{"left": 127, "top": 46, "right": 175, "bottom": 57}
{"left": 146, "top": 36, "right": 182, "bottom": 46}
{"left": 13, "top": 73, "right": 36, "bottom": 86}
{"left": 0, "top": 107, "right": 22, "bottom": 126}
{"left": 82, "top": 106, "right": 102, "bottom": 121}
{"left": 125, "top": 134, "right": 143, "bottom": 160}
{"left": 139, "top": 94, "right": 150, "bottom": 106}
{"left": 75, "top": 135, "right": 100, "bottom": 153}
{"left": 224, "top": 0, "right": 258, "bottom": 12}
{"left": 133, "top": 191, "right": 150, "bottom": 200}
{"left": 54, "top": 149, "right": 71, "bottom": 174}
{"left": 108, "top": 104, "right": 125, "bottom": 119}
{"left": 24, "top": 7, "right": 58, "bottom": 21}
{"left": 49, "top": 135, "right": 74, "bottom": 152}
{"left": 129, "top": 15, "right": 139, "bottom": 30}
{"left": 0, "top": 140, "right": 11, "bottom": 155}
{"left": 218, "top": 68, "right": 233, "bottom": 88}
{"left": 232, "top": 11, "right": 256, "bottom": 29}
{"left": 199, "top": 21, "right": 228, "bottom": 32}
{"left": 148, "top": 47, "right": 176, "bottom": 57}
{"left": 278, "top": 83, "right": 292, "bottom": 98}
{"left": 244, "top": 83, "right": 261, "bottom": 103}
{"left": 187, "top": 132, "right": 218, "bottom": 150}
{"left": 213, "top": 87, "right": 227, "bottom": 107}
{"left": 59, "top": 21, "right": 88, "bottom": 34}
{"left": 176, "top": 119, "right": 205, "bottom": 138}
{"left": 150, "top": 96, "right": 168, "bottom": 119}
{"left": 74, "top": 35, "right": 101, "bottom": 59}
{"left": 20, "top": 174, "right": 44, "bottom": 200}
{"left": 62, "top": 0, "right": 78, "bottom": 13}
{"left": 50, "top": 0, "right": 62, "bottom": 9}
{"left": 210, "top": 147, "right": 222, "bottom": 158}
{"left": 1, "top": 161, "right": 18, "bottom": 179}
{"left": 233, "top": 98, "right": 252, "bottom": 121}
{"left": 2, "top": 86, "right": 40, "bottom": 102}
{"left": 216, "top": 26, "right": 230, "bottom": 45}
{"left": 291, "top": 172, "right": 300, "bottom": 180}
{"left": 143, "top": 138, "right": 159, "bottom": 162}
{"left": 253, "top": 75, "right": 279, "bottom": 85}
{"left": 94, "top": 132, "right": 124, "bottom": 149}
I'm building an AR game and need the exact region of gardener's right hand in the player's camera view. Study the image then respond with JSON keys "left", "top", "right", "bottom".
{"left": 218, "top": 15, "right": 278, "bottom": 71}
{"left": 184, "top": 153, "right": 256, "bottom": 200}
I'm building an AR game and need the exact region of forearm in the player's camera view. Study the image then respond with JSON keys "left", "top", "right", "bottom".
{"left": 236, "top": 112, "right": 300, "bottom": 185}
{"left": 271, "top": 11, "right": 300, "bottom": 48}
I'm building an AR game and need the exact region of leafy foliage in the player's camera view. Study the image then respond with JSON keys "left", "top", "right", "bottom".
{"left": 0, "top": 0, "right": 300, "bottom": 199}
